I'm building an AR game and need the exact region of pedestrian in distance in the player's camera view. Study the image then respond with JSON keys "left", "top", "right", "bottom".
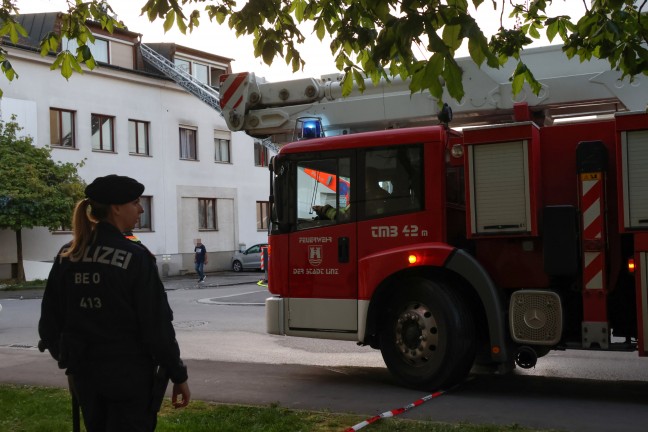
{"left": 194, "top": 239, "right": 208, "bottom": 283}
{"left": 38, "top": 174, "right": 190, "bottom": 432}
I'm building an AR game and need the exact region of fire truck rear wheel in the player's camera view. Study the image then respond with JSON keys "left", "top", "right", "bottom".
{"left": 379, "top": 277, "right": 476, "bottom": 390}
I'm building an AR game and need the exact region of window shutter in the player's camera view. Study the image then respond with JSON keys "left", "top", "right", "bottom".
{"left": 469, "top": 140, "right": 531, "bottom": 234}
{"left": 623, "top": 130, "right": 648, "bottom": 228}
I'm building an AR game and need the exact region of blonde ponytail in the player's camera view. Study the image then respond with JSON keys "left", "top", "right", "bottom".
{"left": 61, "top": 199, "right": 111, "bottom": 261}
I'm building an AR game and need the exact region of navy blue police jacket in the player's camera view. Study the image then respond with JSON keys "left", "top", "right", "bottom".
{"left": 38, "top": 221, "right": 188, "bottom": 384}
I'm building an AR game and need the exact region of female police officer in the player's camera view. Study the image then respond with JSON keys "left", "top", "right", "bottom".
{"left": 39, "top": 174, "right": 190, "bottom": 431}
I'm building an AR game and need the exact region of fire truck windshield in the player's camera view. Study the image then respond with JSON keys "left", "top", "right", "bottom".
{"left": 271, "top": 143, "right": 424, "bottom": 234}
{"left": 297, "top": 157, "right": 352, "bottom": 229}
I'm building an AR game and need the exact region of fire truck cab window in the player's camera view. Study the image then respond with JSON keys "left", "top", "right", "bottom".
{"left": 361, "top": 145, "right": 423, "bottom": 219}
{"left": 296, "top": 157, "right": 352, "bottom": 230}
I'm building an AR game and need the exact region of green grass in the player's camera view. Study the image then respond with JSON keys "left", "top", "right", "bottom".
{"left": 0, "top": 279, "right": 46, "bottom": 291}
{"left": 0, "top": 384, "right": 560, "bottom": 432}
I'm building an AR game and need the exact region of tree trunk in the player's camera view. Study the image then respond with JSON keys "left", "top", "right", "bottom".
{"left": 16, "top": 228, "right": 25, "bottom": 282}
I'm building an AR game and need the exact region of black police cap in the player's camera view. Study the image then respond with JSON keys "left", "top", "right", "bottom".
{"left": 85, "top": 175, "right": 145, "bottom": 205}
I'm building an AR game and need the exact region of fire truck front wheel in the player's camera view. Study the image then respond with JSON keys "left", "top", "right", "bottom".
{"left": 379, "top": 277, "right": 476, "bottom": 390}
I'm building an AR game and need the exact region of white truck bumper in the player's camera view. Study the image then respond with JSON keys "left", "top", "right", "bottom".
{"left": 265, "top": 296, "right": 285, "bottom": 335}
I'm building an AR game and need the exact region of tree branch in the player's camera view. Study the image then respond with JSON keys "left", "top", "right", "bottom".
{"left": 639, "top": 0, "right": 648, "bottom": 45}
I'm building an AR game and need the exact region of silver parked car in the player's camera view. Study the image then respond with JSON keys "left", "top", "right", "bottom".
{"left": 231, "top": 243, "right": 268, "bottom": 272}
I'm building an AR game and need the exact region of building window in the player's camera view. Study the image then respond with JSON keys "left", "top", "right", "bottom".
{"left": 198, "top": 198, "right": 217, "bottom": 230}
{"left": 254, "top": 142, "right": 269, "bottom": 167}
{"left": 210, "top": 67, "right": 227, "bottom": 88}
{"left": 180, "top": 127, "right": 197, "bottom": 160}
{"left": 134, "top": 196, "right": 152, "bottom": 231}
{"left": 49, "top": 108, "right": 75, "bottom": 148}
{"left": 90, "top": 38, "right": 109, "bottom": 63}
{"left": 63, "top": 36, "right": 109, "bottom": 63}
{"left": 256, "top": 201, "right": 269, "bottom": 231}
{"left": 194, "top": 63, "right": 208, "bottom": 84}
{"left": 174, "top": 58, "right": 190, "bottom": 74}
{"left": 175, "top": 57, "right": 222, "bottom": 86}
{"left": 129, "top": 120, "right": 150, "bottom": 155}
{"left": 215, "top": 138, "right": 231, "bottom": 163}
{"left": 91, "top": 114, "right": 115, "bottom": 151}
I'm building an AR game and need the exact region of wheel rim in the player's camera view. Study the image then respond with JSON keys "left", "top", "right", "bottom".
{"left": 394, "top": 302, "right": 439, "bottom": 366}
{"left": 233, "top": 261, "right": 241, "bottom": 271}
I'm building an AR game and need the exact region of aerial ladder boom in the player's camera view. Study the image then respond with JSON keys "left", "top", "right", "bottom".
{"left": 139, "top": 43, "right": 281, "bottom": 153}
{"left": 219, "top": 45, "right": 647, "bottom": 144}
{"left": 139, "top": 43, "right": 223, "bottom": 114}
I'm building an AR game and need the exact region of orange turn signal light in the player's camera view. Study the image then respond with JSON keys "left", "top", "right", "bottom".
{"left": 628, "top": 258, "right": 635, "bottom": 273}
{"left": 408, "top": 254, "right": 418, "bottom": 264}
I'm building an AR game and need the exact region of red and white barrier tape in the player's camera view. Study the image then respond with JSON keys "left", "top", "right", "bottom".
{"left": 343, "top": 390, "right": 445, "bottom": 431}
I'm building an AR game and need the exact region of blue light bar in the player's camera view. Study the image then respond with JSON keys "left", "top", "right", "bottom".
{"left": 302, "top": 119, "right": 322, "bottom": 139}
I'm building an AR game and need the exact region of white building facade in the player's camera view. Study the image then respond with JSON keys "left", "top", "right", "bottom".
{"left": 0, "top": 13, "right": 271, "bottom": 280}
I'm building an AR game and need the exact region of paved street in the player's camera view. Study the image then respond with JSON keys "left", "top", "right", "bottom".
{"left": 2, "top": 272, "right": 648, "bottom": 431}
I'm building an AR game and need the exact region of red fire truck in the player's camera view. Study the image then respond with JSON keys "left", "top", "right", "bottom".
{"left": 219, "top": 45, "right": 648, "bottom": 389}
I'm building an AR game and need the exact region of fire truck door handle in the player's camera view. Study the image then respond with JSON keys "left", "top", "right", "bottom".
{"left": 338, "top": 237, "right": 349, "bottom": 263}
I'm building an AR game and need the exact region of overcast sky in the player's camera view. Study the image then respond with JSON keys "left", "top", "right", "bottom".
{"left": 16, "top": 0, "right": 585, "bottom": 82}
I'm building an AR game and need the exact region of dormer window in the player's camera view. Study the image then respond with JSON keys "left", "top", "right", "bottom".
{"left": 194, "top": 62, "right": 208, "bottom": 84}
{"left": 62, "top": 36, "right": 109, "bottom": 63}
{"left": 174, "top": 55, "right": 227, "bottom": 88}
{"left": 174, "top": 58, "right": 190, "bottom": 74}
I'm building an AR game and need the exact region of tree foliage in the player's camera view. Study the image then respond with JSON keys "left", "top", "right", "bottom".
{"left": 2, "top": 0, "right": 648, "bottom": 102}
{"left": 0, "top": 117, "right": 85, "bottom": 232}
{"left": 0, "top": 0, "right": 123, "bottom": 97}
